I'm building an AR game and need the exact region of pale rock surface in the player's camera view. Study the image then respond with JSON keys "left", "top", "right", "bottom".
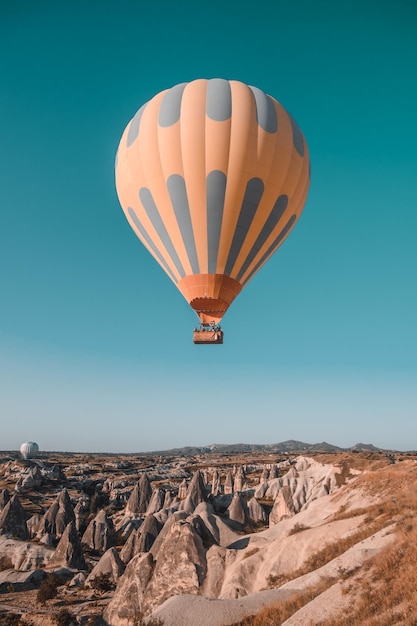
{"left": 259, "top": 467, "right": 269, "bottom": 484}
{"left": 255, "top": 456, "right": 343, "bottom": 517}
{"left": 269, "top": 464, "right": 279, "bottom": 479}
{"left": 146, "top": 589, "right": 295, "bottom": 626}
{"left": 136, "top": 514, "right": 161, "bottom": 552}
{"left": 227, "top": 493, "right": 248, "bottom": 529}
{"left": 104, "top": 516, "right": 209, "bottom": 622}
{"left": 143, "top": 500, "right": 394, "bottom": 626}
{"left": 86, "top": 547, "right": 125, "bottom": 584}
{"left": 19, "top": 464, "right": 43, "bottom": 490}
{"left": 119, "top": 527, "right": 140, "bottom": 565}
{"left": 179, "top": 470, "right": 207, "bottom": 514}
{"left": 163, "top": 490, "right": 173, "bottom": 508}
{"left": 102, "top": 552, "right": 154, "bottom": 625}
{"left": 82, "top": 509, "right": 116, "bottom": 553}
{"left": 125, "top": 473, "right": 152, "bottom": 517}
{"left": 149, "top": 511, "right": 188, "bottom": 559}
{"left": 247, "top": 497, "right": 267, "bottom": 524}
{"left": 0, "top": 535, "right": 54, "bottom": 571}
{"left": 0, "top": 494, "right": 29, "bottom": 539}
{"left": 202, "top": 544, "right": 237, "bottom": 598}
{"left": 27, "top": 513, "right": 42, "bottom": 538}
{"left": 211, "top": 469, "right": 221, "bottom": 496}
{"left": 191, "top": 502, "right": 240, "bottom": 548}
{"left": 224, "top": 470, "right": 234, "bottom": 494}
{"left": 269, "top": 485, "right": 296, "bottom": 525}
{"left": 47, "top": 521, "right": 86, "bottom": 570}
{"left": 178, "top": 478, "right": 188, "bottom": 499}
{"left": 142, "top": 518, "right": 207, "bottom": 614}
{"left": 0, "top": 568, "right": 46, "bottom": 592}
{"left": 233, "top": 466, "right": 245, "bottom": 492}
{"left": 146, "top": 487, "right": 165, "bottom": 515}
{"left": 74, "top": 498, "right": 89, "bottom": 534}
{"left": 35, "top": 488, "right": 75, "bottom": 541}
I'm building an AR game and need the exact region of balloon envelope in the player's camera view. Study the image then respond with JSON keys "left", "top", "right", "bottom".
{"left": 20, "top": 441, "right": 39, "bottom": 460}
{"left": 116, "top": 79, "right": 310, "bottom": 323}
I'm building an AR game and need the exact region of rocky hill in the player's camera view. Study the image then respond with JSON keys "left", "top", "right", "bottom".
{"left": 0, "top": 448, "right": 416, "bottom": 625}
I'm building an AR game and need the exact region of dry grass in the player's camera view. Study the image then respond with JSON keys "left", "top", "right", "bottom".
{"left": 317, "top": 522, "right": 417, "bottom": 626}
{"left": 242, "top": 547, "right": 260, "bottom": 559}
{"left": 288, "top": 522, "right": 310, "bottom": 535}
{"left": 229, "top": 577, "right": 335, "bottom": 625}
{"left": 243, "top": 459, "right": 417, "bottom": 625}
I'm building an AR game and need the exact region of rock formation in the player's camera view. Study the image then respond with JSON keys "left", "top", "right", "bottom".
{"left": 234, "top": 466, "right": 245, "bottom": 492}
{"left": 36, "top": 488, "right": 75, "bottom": 542}
{"left": 104, "top": 517, "right": 207, "bottom": 622}
{"left": 178, "top": 478, "right": 188, "bottom": 500}
{"left": 47, "top": 521, "right": 86, "bottom": 570}
{"left": 146, "top": 487, "right": 165, "bottom": 515}
{"left": 119, "top": 527, "right": 141, "bottom": 565}
{"left": 74, "top": 498, "right": 89, "bottom": 534}
{"left": 86, "top": 547, "right": 125, "bottom": 584}
{"left": 0, "top": 535, "right": 54, "bottom": 571}
{"left": 227, "top": 493, "right": 248, "bottom": 529}
{"left": 269, "top": 485, "right": 296, "bottom": 525}
{"left": 269, "top": 464, "right": 279, "bottom": 479}
{"left": 179, "top": 470, "right": 207, "bottom": 514}
{"left": 125, "top": 473, "right": 152, "bottom": 517}
{"left": 103, "top": 552, "right": 155, "bottom": 625}
{"left": 211, "top": 470, "right": 221, "bottom": 496}
{"left": 0, "top": 494, "right": 29, "bottom": 540}
{"left": 247, "top": 497, "right": 267, "bottom": 524}
{"left": 82, "top": 509, "right": 116, "bottom": 553}
{"left": 259, "top": 466, "right": 269, "bottom": 484}
{"left": 136, "top": 514, "right": 161, "bottom": 553}
{"left": 224, "top": 470, "right": 234, "bottom": 495}
{"left": 0, "top": 488, "right": 10, "bottom": 509}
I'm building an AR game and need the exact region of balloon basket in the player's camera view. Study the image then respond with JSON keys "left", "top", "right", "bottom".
{"left": 193, "top": 324, "right": 224, "bottom": 345}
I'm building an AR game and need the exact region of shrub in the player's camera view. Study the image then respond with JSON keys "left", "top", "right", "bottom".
{"left": 0, "top": 613, "right": 31, "bottom": 626}
{"left": 36, "top": 573, "right": 62, "bottom": 605}
{"left": 0, "top": 555, "right": 13, "bottom": 570}
{"left": 52, "top": 609, "right": 78, "bottom": 626}
{"left": 89, "top": 572, "right": 115, "bottom": 593}
{"left": 288, "top": 522, "right": 310, "bottom": 535}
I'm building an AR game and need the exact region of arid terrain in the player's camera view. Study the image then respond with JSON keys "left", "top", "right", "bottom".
{"left": 1, "top": 443, "right": 417, "bottom": 625}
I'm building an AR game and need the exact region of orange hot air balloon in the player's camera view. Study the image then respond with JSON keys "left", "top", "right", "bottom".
{"left": 115, "top": 79, "right": 310, "bottom": 344}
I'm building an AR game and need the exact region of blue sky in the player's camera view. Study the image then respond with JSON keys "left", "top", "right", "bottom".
{"left": 1, "top": 1, "right": 416, "bottom": 452}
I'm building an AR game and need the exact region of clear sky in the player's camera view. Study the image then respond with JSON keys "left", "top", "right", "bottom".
{"left": 1, "top": 0, "right": 416, "bottom": 453}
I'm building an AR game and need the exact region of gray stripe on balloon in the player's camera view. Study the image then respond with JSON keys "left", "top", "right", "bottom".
{"left": 127, "top": 207, "right": 178, "bottom": 284}
{"left": 224, "top": 178, "right": 264, "bottom": 276}
{"left": 236, "top": 194, "right": 288, "bottom": 282}
{"left": 288, "top": 113, "right": 304, "bottom": 157}
{"left": 127, "top": 103, "right": 147, "bottom": 147}
{"left": 242, "top": 214, "right": 297, "bottom": 285}
{"left": 206, "top": 79, "right": 232, "bottom": 121}
{"left": 159, "top": 83, "right": 188, "bottom": 127}
{"left": 249, "top": 86, "right": 277, "bottom": 133}
{"left": 138, "top": 188, "right": 186, "bottom": 278}
{"left": 206, "top": 171, "right": 227, "bottom": 274}
{"left": 167, "top": 174, "right": 200, "bottom": 274}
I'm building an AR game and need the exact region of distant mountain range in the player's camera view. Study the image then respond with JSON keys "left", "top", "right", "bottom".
{"left": 148, "top": 440, "right": 388, "bottom": 456}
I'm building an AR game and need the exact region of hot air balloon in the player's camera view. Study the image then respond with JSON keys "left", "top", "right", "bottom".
{"left": 115, "top": 79, "right": 310, "bottom": 343}
{"left": 20, "top": 441, "right": 39, "bottom": 460}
